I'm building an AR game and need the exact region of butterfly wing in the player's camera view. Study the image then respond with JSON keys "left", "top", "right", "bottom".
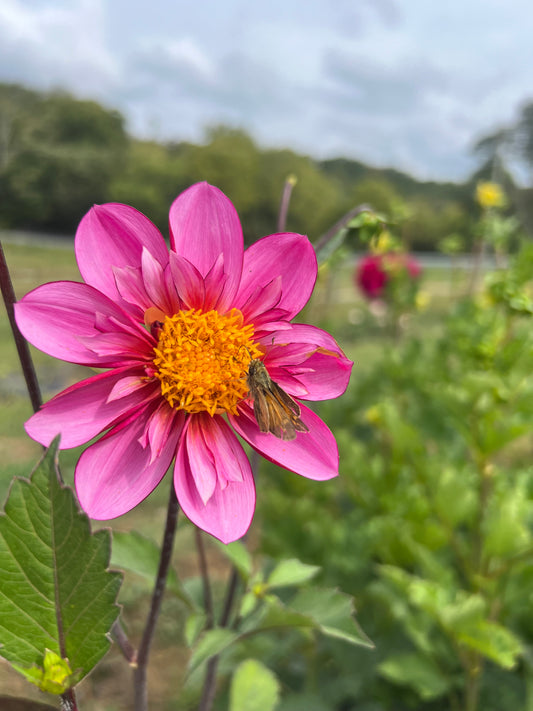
{"left": 269, "top": 382, "right": 309, "bottom": 441}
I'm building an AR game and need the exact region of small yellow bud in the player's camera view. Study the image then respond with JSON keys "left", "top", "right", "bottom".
{"left": 364, "top": 405, "right": 382, "bottom": 425}
{"left": 415, "top": 291, "right": 430, "bottom": 311}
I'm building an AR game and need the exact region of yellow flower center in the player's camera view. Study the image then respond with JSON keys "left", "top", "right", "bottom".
{"left": 152, "top": 308, "right": 262, "bottom": 416}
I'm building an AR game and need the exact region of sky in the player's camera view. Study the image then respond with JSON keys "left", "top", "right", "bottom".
{"left": 1, "top": 0, "right": 532, "bottom": 181}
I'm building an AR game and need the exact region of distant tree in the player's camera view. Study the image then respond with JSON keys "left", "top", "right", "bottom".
{"left": 0, "top": 84, "right": 127, "bottom": 231}
{"left": 108, "top": 140, "right": 190, "bottom": 233}
{"left": 181, "top": 126, "right": 261, "bottom": 220}
{"left": 255, "top": 149, "right": 345, "bottom": 242}
{"left": 351, "top": 177, "right": 400, "bottom": 215}
{"left": 1, "top": 81, "right": 510, "bottom": 247}
{"left": 403, "top": 198, "right": 472, "bottom": 251}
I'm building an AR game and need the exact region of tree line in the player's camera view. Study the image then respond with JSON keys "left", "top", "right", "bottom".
{"left": 1, "top": 82, "right": 532, "bottom": 249}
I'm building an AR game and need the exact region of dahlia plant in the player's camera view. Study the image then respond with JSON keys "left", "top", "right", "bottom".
{"left": 356, "top": 252, "right": 422, "bottom": 301}
{"left": 15, "top": 182, "right": 352, "bottom": 543}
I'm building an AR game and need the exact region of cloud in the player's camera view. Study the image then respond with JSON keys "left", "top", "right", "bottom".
{"left": 0, "top": 0, "right": 119, "bottom": 96}
{"left": 322, "top": 49, "right": 447, "bottom": 116}
{"left": 0, "top": 0, "right": 531, "bottom": 180}
{"left": 123, "top": 37, "right": 307, "bottom": 143}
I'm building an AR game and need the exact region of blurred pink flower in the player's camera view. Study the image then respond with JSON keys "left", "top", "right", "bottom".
{"left": 356, "top": 255, "right": 388, "bottom": 299}
{"left": 356, "top": 253, "right": 422, "bottom": 299}
{"left": 15, "top": 183, "right": 352, "bottom": 543}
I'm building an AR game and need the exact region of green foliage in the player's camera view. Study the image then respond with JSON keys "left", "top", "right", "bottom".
{"left": 378, "top": 652, "right": 451, "bottom": 700}
{"left": 258, "top": 242, "right": 533, "bottom": 710}
{"left": 229, "top": 659, "right": 280, "bottom": 711}
{"left": 0, "top": 438, "right": 121, "bottom": 693}
{"left": 111, "top": 529, "right": 195, "bottom": 608}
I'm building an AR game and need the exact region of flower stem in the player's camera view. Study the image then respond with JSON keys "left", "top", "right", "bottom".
{"left": 197, "top": 454, "right": 257, "bottom": 711}
{"left": 133, "top": 481, "right": 179, "bottom": 711}
{"left": 197, "top": 567, "right": 240, "bottom": 711}
{"left": 60, "top": 688, "right": 78, "bottom": 711}
{"left": 0, "top": 241, "right": 42, "bottom": 412}
{"left": 195, "top": 528, "right": 215, "bottom": 627}
{"left": 314, "top": 203, "right": 372, "bottom": 255}
{"left": 277, "top": 176, "right": 297, "bottom": 232}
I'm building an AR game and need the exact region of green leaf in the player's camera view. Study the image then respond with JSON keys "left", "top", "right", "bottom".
{"left": 0, "top": 439, "right": 121, "bottom": 686}
{"left": 243, "top": 596, "right": 315, "bottom": 634}
{"left": 229, "top": 659, "right": 280, "bottom": 711}
{"left": 266, "top": 558, "right": 320, "bottom": 589}
{"left": 240, "top": 591, "right": 259, "bottom": 618}
{"left": 184, "top": 611, "right": 207, "bottom": 647}
{"left": 188, "top": 628, "right": 239, "bottom": 672}
{"left": 483, "top": 486, "right": 532, "bottom": 558}
{"left": 378, "top": 652, "right": 451, "bottom": 700}
{"left": 288, "top": 588, "right": 373, "bottom": 648}
{"left": 455, "top": 619, "right": 523, "bottom": 669}
{"left": 440, "top": 593, "right": 486, "bottom": 630}
{"left": 111, "top": 530, "right": 195, "bottom": 609}
{"left": 213, "top": 539, "right": 252, "bottom": 578}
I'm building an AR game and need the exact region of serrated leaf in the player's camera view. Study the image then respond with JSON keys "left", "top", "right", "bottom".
{"left": 267, "top": 559, "right": 320, "bottom": 589}
{"left": 111, "top": 530, "right": 195, "bottom": 609}
{"left": 188, "top": 628, "right": 239, "bottom": 672}
{"left": 378, "top": 652, "right": 451, "bottom": 700}
{"left": 288, "top": 588, "right": 373, "bottom": 648}
{"left": 0, "top": 439, "right": 121, "bottom": 685}
{"left": 230, "top": 659, "right": 280, "bottom": 711}
{"left": 213, "top": 539, "right": 252, "bottom": 578}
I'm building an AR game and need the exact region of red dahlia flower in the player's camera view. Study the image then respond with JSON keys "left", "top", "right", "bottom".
{"left": 15, "top": 183, "right": 352, "bottom": 543}
{"left": 356, "top": 252, "right": 421, "bottom": 299}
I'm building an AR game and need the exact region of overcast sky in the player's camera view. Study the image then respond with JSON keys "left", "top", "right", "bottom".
{"left": 1, "top": 0, "right": 532, "bottom": 180}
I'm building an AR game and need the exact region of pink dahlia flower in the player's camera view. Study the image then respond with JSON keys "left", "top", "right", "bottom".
{"left": 15, "top": 183, "right": 352, "bottom": 543}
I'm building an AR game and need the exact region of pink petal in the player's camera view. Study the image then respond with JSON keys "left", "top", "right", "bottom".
{"left": 77, "top": 331, "right": 153, "bottom": 361}
{"left": 169, "top": 183, "right": 243, "bottom": 308}
{"left": 203, "top": 253, "right": 230, "bottom": 311}
{"left": 235, "top": 233, "right": 317, "bottom": 320}
{"left": 174, "top": 414, "right": 255, "bottom": 543}
{"left": 239, "top": 276, "right": 282, "bottom": 323}
{"left": 141, "top": 248, "right": 180, "bottom": 314}
{"left": 76, "top": 407, "right": 184, "bottom": 519}
{"left": 192, "top": 413, "right": 247, "bottom": 486}
{"left": 183, "top": 417, "right": 218, "bottom": 505}
{"left": 25, "top": 368, "right": 160, "bottom": 448}
{"left": 75, "top": 203, "right": 169, "bottom": 312}
{"left": 143, "top": 401, "right": 181, "bottom": 465}
{"left": 113, "top": 265, "right": 152, "bottom": 318}
{"left": 107, "top": 375, "right": 151, "bottom": 402}
{"left": 229, "top": 403, "right": 338, "bottom": 481}
{"left": 169, "top": 252, "right": 205, "bottom": 310}
{"left": 14, "top": 281, "right": 148, "bottom": 366}
{"left": 263, "top": 324, "right": 353, "bottom": 400}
